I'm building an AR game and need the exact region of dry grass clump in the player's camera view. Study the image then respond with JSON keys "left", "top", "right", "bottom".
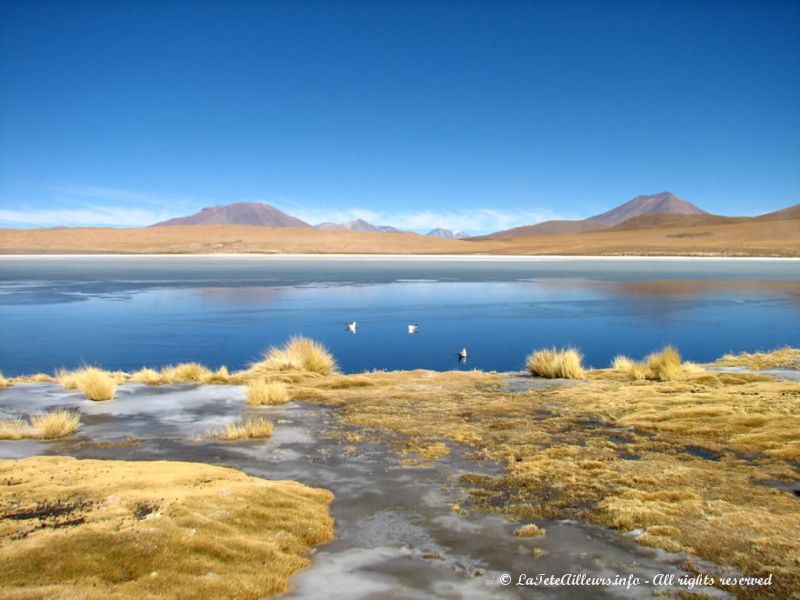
{"left": 611, "top": 346, "right": 698, "bottom": 382}
{"left": 514, "top": 523, "right": 545, "bottom": 537}
{"left": 644, "top": 346, "right": 683, "bottom": 381}
{"left": 0, "top": 456, "right": 334, "bottom": 598}
{"left": 246, "top": 379, "right": 289, "bottom": 405}
{"left": 30, "top": 409, "right": 80, "bottom": 439}
{"left": 160, "top": 362, "right": 212, "bottom": 383}
{"left": 0, "top": 372, "right": 8, "bottom": 388}
{"left": 526, "top": 347, "right": 586, "bottom": 379}
{"left": 29, "top": 373, "right": 56, "bottom": 383}
{"left": 0, "top": 409, "right": 79, "bottom": 440}
{"left": 715, "top": 345, "right": 800, "bottom": 370}
{"left": 256, "top": 337, "right": 338, "bottom": 375}
{"left": 204, "top": 366, "right": 233, "bottom": 384}
{"left": 207, "top": 417, "right": 274, "bottom": 441}
{"left": 611, "top": 355, "right": 647, "bottom": 380}
{"left": 71, "top": 367, "right": 117, "bottom": 401}
{"left": 129, "top": 367, "right": 163, "bottom": 385}
{"left": 55, "top": 368, "right": 81, "bottom": 389}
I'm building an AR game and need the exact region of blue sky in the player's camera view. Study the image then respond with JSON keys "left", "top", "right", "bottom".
{"left": 1, "top": 0, "right": 798, "bottom": 233}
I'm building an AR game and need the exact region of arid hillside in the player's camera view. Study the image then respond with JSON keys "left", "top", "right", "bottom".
{"left": 1, "top": 216, "right": 798, "bottom": 256}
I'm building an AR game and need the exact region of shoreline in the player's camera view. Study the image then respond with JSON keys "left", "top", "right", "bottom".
{"left": 2, "top": 253, "right": 800, "bottom": 261}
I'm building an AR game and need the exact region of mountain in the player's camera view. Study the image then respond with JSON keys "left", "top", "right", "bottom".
{"left": 151, "top": 202, "right": 310, "bottom": 228}
{"left": 482, "top": 192, "right": 708, "bottom": 238}
{"left": 316, "top": 219, "right": 400, "bottom": 233}
{"left": 479, "top": 220, "right": 606, "bottom": 239}
{"left": 426, "top": 228, "right": 467, "bottom": 239}
{"left": 588, "top": 192, "right": 707, "bottom": 227}
{"left": 753, "top": 203, "right": 800, "bottom": 221}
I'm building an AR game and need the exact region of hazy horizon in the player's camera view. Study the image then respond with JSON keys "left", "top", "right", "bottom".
{"left": 1, "top": 1, "right": 798, "bottom": 234}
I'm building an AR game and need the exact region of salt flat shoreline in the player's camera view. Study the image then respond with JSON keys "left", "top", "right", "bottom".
{"left": 2, "top": 253, "right": 799, "bottom": 261}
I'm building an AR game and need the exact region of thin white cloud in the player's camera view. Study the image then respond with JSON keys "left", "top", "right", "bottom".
{"left": 0, "top": 205, "right": 181, "bottom": 227}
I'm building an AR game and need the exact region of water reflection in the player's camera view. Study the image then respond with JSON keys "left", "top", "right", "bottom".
{"left": 0, "top": 258, "right": 798, "bottom": 375}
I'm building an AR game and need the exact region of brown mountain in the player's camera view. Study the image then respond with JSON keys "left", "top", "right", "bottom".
{"left": 480, "top": 219, "right": 606, "bottom": 239}
{"left": 482, "top": 192, "right": 708, "bottom": 238}
{"left": 754, "top": 203, "right": 800, "bottom": 221}
{"left": 151, "top": 202, "right": 311, "bottom": 228}
{"left": 316, "top": 219, "right": 400, "bottom": 233}
{"left": 588, "top": 192, "right": 707, "bottom": 226}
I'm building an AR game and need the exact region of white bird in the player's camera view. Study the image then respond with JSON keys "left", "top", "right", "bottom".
{"left": 346, "top": 321, "right": 357, "bottom": 334}
{"left": 408, "top": 324, "right": 419, "bottom": 334}
{"left": 458, "top": 347, "right": 468, "bottom": 360}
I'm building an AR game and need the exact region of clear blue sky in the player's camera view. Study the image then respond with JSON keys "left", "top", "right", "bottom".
{"left": 1, "top": 0, "right": 798, "bottom": 233}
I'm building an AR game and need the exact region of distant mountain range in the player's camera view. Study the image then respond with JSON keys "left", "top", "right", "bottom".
{"left": 151, "top": 193, "right": 797, "bottom": 239}
{"left": 316, "top": 219, "right": 400, "bottom": 233}
{"left": 152, "top": 202, "right": 450, "bottom": 236}
{"left": 426, "top": 228, "right": 467, "bottom": 239}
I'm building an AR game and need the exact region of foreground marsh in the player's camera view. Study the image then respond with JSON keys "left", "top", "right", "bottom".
{"left": 0, "top": 343, "right": 798, "bottom": 598}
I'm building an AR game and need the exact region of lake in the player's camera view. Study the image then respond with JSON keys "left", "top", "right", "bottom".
{"left": 0, "top": 255, "right": 798, "bottom": 376}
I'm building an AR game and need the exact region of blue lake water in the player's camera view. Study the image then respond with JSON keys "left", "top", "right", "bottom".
{"left": 0, "top": 256, "right": 798, "bottom": 375}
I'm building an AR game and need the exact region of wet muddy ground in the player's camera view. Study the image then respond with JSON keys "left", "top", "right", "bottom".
{"left": 0, "top": 382, "right": 735, "bottom": 599}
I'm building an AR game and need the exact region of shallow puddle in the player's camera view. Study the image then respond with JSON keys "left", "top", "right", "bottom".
{"left": 0, "top": 383, "right": 734, "bottom": 599}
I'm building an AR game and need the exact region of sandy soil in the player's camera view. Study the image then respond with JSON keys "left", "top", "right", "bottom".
{"left": 1, "top": 217, "right": 798, "bottom": 256}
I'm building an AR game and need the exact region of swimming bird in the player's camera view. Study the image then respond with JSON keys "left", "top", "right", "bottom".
{"left": 346, "top": 321, "right": 357, "bottom": 334}
{"left": 458, "top": 347, "right": 468, "bottom": 361}
{"left": 408, "top": 324, "right": 419, "bottom": 334}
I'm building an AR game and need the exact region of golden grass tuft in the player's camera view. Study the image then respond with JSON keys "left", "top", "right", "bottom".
{"left": 0, "top": 372, "right": 8, "bottom": 388}
{"left": 526, "top": 347, "right": 586, "bottom": 379}
{"left": 0, "top": 409, "right": 79, "bottom": 440}
{"left": 159, "top": 362, "right": 212, "bottom": 383}
{"left": 715, "top": 345, "right": 800, "bottom": 370}
{"left": 55, "top": 369, "right": 81, "bottom": 389}
{"left": 72, "top": 367, "right": 117, "bottom": 401}
{"left": 29, "top": 409, "right": 80, "bottom": 439}
{"left": 246, "top": 379, "right": 289, "bottom": 405}
{"left": 207, "top": 417, "right": 274, "bottom": 440}
{"left": 204, "top": 365, "right": 233, "bottom": 384}
{"left": 256, "top": 336, "right": 338, "bottom": 375}
{"left": 644, "top": 346, "right": 682, "bottom": 381}
{"left": 514, "top": 523, "right": 545, "bottom": 537}
{"left": 611, "top": 346, "right": 698, "bottom": 382}
{"left": 129, "top": 367, "right": 163, "bottom": 385}
{"left": 0, "top": 456, "right": 334, "bottom": 598}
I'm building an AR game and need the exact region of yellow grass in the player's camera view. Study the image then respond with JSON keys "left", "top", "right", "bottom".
{"left": 644, "top": 345, "right": 682, "bottom": 381}
{"left": 160, "top": 362, "right": 212, "bottom": 383}
{"left": 0, "top": 409, "right": 79, "bottom": 440}
{"left": 514, "top": 523, "right": 545, "bottom": 537}
{"left": 129, "top": 367, "right": 163, "bottom": 385}
{"left": 0, "top": 372, "right": 8, "bottom": 388}
{"left": 292, "top": 366, "right": 800, "bottom": 598}
{"left": 246, "top": 379, "right": 289, "bottom": 405}
{"left": 207, "top": 417, "right": 274, "bottom": 440}
{"left": 30, "top": 409, "right": 80, "bottom": 439}
{"left": 0, "top": 456, "right": 334, "bottom": 598}
{"left": 204, "top": 365, "right": 233, "bottom": 384}
{"left": 714, "top": 345, "right": 800, "bottom": 370}
{"left": 525, "top": 347, "right": 586, "bottom": 379}
{"left": 255, "top": 337, "right": 337, "bottom": 375}
{"left": 71, "top": 367, "right": 117, "bottom": 401}
{"left": 55, "top": 368, "right": 80, "bottom": 389}
{"left": 611, "top": 346, "right": 699, "bottom": 382}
